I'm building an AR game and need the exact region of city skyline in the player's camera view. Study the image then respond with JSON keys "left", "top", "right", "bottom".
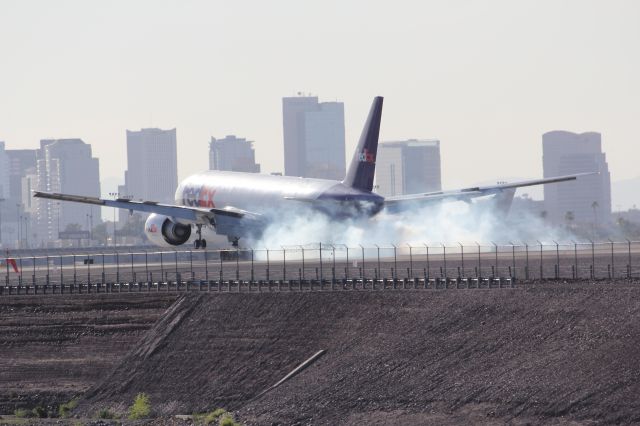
{"left": 1, "top": 1, "right": 639, "bottom": 201}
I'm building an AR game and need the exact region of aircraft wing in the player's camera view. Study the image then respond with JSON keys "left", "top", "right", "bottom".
{"left": 32, "top": 191, "right": 260, "bottom": 224}
{"left": 384, "top": 173, "right": 595, "bottom": 209}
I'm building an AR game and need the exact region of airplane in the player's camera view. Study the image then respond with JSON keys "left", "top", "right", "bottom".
{"left": 34, "top": 96, "right": 590, "bottom": 249}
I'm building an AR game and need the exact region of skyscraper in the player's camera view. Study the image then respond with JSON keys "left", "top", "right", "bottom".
{"left": 34, "top": 139, "right": 101, "bottom": 245}
{"left": 123, "top": 128, "right": 178, "bottom": 203}
{"left": 375, "top": 139, "right": 441, "bottom": 197}
{"left": 282, "top": 96, "right": 346, "bottom": 180}
{"left": 209, "top": 135, "right": 260, "bottom": 173}
{"left": 542, "top": 131, "right": 611, "bottom": 226}
{"left": 4, "top": 148, "right": 37, "bottom": 247}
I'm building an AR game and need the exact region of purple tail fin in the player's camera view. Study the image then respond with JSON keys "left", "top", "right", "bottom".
{"left": 342, "top": 96, "right": 383, "bottom": 192}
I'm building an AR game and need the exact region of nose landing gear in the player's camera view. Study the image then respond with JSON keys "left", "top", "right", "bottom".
{"left": 194, "top": 224, "right": 207, "bottom": 249}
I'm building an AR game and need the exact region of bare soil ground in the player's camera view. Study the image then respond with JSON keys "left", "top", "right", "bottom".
{"left": 0, "top": 294, "right": 177, "bottom": 415}
{"left": 3, "top": 282, "right": 640, "bottom": 424}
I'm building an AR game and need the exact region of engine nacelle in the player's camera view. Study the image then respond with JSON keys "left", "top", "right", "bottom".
{"left": 144, "top": 213, "right": 192, "bottom": 247}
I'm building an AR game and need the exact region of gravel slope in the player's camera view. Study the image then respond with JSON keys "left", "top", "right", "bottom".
{"left": 72, "top": 282, "right": 640, "bottom": 424}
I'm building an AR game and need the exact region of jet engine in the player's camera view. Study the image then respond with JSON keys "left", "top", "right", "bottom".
{"left": 144, "top": 213, "right": 191, "bottom": 247}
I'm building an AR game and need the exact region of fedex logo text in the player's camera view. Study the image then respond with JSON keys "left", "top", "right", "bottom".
{"left": 358, "top": 148, "right": 376, "bottom": 164}
{"left": 183, "top": 185, "right": 217, "bottom": 208}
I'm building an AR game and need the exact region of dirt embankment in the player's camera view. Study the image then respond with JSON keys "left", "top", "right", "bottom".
{"left": 0, "top": 294, "right": 177, "bottom": 414}
{"left": 74, "top": 283, "right": 640, "bottom": 425}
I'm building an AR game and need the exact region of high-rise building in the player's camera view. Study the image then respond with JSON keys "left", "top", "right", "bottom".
{"left": 375, "top": 139, "right": 441, "bottom": 197}
{"left": 34, "top": 139, "right": 101, "bottom": 245}
{"left": 282, "top": 96, "right": 345, "bottom": 180}
{"left": 5, "top": 148, "right": 37, "bottom": 248}
{"left": 542, "top": 131, "right": 612, "bottom": 226}
{"left": 124, "top": 128, "right": 178, "bottom": 203}
{"left": 209, "top": 135, "right": 260, "bottom": 173}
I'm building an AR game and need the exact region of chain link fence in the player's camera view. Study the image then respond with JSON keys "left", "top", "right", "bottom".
{"left": 2, "top": 241, "right": 639, "bottom": 294}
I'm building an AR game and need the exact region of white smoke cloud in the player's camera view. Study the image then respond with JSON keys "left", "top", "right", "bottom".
{"left": 248, "top": 198, "right": 576, "bottom": 250}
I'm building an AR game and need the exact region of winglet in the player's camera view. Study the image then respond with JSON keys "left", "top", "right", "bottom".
{"left": 342, "top": 96, "right": 383, "bottom": 192}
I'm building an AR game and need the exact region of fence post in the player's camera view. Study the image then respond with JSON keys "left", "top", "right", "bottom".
{"left": 553, "top": 240, "right": 560, "bottom": 279}
{"left": 592, "top": 240, "right": 597, "bottom": 279}
{"left": 537, "top": 240, "right": 543, "bottom": 279}
{"left": 4, "top": 254, "right": 9, "bottom": 287}
{"left": 407, "top": 244, "right": 413, "bottom": 277}
{"left": 476, "top": 242, "right": 481, "bottom": 277}
{"left": 441, "top": 243, "right": 447, "bottom": 279}
{"left": 392, "top": 244, "right": 397, "bottom": 280}
{"left": 189, "top": 250, "right": 194, "bottom": 281}
{"left": 510, "top": 242, "right": 516, "bottom": 279}
{"left": 609, "top": 239, "right": 615, "bottom": 279}
{"left": 266, "top": 249, "right": 270, "bottom": 282}
{"left": 424, "top": 243, "right": 430, "bottom": 279}
{"left": 360, "top": 244, "right": 365, "bottom": 279}
{"left": 331, "top": 245, "right": 336, "bottom": 288}
{"left": 319, "top": 242, "right": 323, "bottom": 284}
{"left": 219, "top": 249, "right": 224, "bottom": 288}
{"left": 18, "top": 256, "right": 23, "bottom": 287}
{"left": 145, "top": 251, "right": 149, "bottom": 282}
{"left": 46, "top": 255, "right": 50, "bottom": 288}
{"left": 131, "top": 252, "right": 135, "bottom": 284}
{"left": 282, "top": 247, "right": 286, "bottom": 281}
{"left": 573, "top": 241, "right": 578, "bottom": 279}
{"left": 73, "top": 254, "right": 77, "bottom": 288}
{"left": 59, "top": 255, "right": 64, "bottom": 290}
{"left": 492, "top": 242, "right": 498, "bottom": 278}
{"left": 236, "top": 246, "right": 240, "bottom": 283}
{"left": 174, "top": 251, "right": 179, "bottom": 285}
{"left": 250, "top": 249, "right": 254, "bottom": 283}
{"left": 628, "top": 239, "right": 632, "bottom": 279}
{"left": 160, "top": 251, "right": 164, "bottom": 286}
{"left": 375, "top": 244, "right": 380, "bottom": 279}
{"left": 116, "top": 252, "right": 120, "bottom": 284}
{"left": 87, "top": 252, "right": 91, "bottom": 288}
{"left": 345, "top": 245, "right": 349, "bottom": 279}
{"left": 458, "top": 242, "right": 464, "bottom": 277}
{"left": 300, "top": 246, "right": 305, "bottom": 281}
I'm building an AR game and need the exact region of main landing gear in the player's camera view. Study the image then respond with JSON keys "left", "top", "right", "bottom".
{"left": 194, "top": 224, "right": 207, "bottom": 249}
{"left": 228, "top": 236, "right": 240, "bottom": 248}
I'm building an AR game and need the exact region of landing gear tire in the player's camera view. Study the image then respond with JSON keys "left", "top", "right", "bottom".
{"left": 194, "top": 224, "right": 207, "bottom": 249}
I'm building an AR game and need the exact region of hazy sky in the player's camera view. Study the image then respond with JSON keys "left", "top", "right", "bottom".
{"left": 1, "top": 0, "right": 639, "bottom": 195}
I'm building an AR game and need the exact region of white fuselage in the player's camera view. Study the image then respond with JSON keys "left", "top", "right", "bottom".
{"left": 175, "top": 171, "right": 339, "bottom": 212}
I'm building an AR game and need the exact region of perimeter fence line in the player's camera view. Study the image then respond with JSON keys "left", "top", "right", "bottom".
{"left": 1, "top": 240, "right": 639, "bottom": 296}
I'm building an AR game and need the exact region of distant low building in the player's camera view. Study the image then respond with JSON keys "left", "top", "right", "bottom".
{"left": 375, "top": 139, "right": 441, "bottom": 197}
{"left": 209, "top": 135, "right": 260, "bottom": 173}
